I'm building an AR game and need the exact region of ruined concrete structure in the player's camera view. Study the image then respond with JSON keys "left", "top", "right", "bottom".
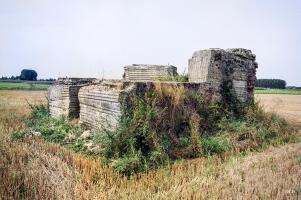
{"left": 124, "top": 64, "right": 177, "bottom": 81}
{"left": 48, "top": 78, "right": 95, "bottom": 118}
{"left": 78, "top": 81, "right": 123, "bottom": 129}
{"left": 48, "top": 48, "right": 257, "bottom": 129}
{"left": 78, "top": 81, "right": 214, "bottom": 129}
{"left": 188, "top": 48, "right": 257, "bottom": 102}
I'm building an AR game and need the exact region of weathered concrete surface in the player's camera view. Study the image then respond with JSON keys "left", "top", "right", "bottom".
{"left": 124, "top": 64, "right": 177, "bottom": 82}
{"left": 78, "top": 81, "right": 216, "bottom": 129}
{"left": 78, "top": 80, "right": 124, "bottom": 129}
{"left": 48, "top": 78, "right": 95, "bottom": 118}
{"left": 188, "top": 48, "right": 257, "bottom": 103}
{"left": 48, "top": 48, "right": 258, "bottom": 130}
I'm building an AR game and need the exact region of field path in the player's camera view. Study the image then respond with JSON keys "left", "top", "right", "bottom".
{"left": 256, "top": 94, "right": 301, "bottom": 127}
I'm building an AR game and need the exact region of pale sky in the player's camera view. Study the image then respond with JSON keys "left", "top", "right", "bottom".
{"left": 0, "top": 0, "right": 300, "bottom": 85}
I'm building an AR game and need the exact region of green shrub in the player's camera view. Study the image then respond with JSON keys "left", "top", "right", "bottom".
{"left": 217, "top": 103, "right": 297, "bottom": 152}
{"left": 93, "top": 96, "right": 170, "bottom": 174}
{"left": 64, "top": 140, "right": 87, "bottom": 154}
{"left": 11, "top": 131, "right": 29, "bottom": 140}
{"left": 157, "top": 73, "right": 189, "bottom": 82}
{"left": 13, "top": 103, "right": 82, "bottom": 145}
{"left": 202, "top": 136, "right": 229, "bottom": 156}
{"left": 92, "top": 86, "right": 298, "bottom": 175}
{"left": 112, "top": 152, "right": 144, "bottom": 176}
{"left": 93, "top": 88, "right": 226, "bottom": 175}
{"left": 28, "top": 103, "right": 49, "bottom": 119}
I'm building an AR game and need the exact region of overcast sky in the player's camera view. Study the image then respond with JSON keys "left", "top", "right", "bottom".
{"left": 0, "top": 0, "right": 300, "bottom": 85}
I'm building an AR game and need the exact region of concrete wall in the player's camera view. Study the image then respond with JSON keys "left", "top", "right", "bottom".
{"left": 188, "top": 48, "right": 257, "bottom": 103}
{"left": 48, "top": 84, "right": 82, "bottom": 118}
{"left": 48, "top": 84, "right": 69, "bottom": 117}
{"left": 188, "top": 50, "right": 212, "bottom": 83}
{"left": 124, "top": 64, "right": 177, "bottom": 82}
{"left": 48, "top": 48, "right": 258, "bottom": 130}
{"left": 48, "top": 78, "right": 95, "bottom": 118}
{"left": 78, "top": 81, "right": 216, "bottom": 129}
{"left": 78, "top": 81, "right": 123, "bottom": 129}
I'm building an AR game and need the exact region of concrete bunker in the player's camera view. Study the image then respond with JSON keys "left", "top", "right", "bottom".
{"left": 78, "top": 81, "right": 216, "bottom": 129}
{"left": 188, "top": 48, "right": 257, "bottom": 103}
{"left": 124, "top": 64, "right": 177, "bottom": 82}
{"left": 48, "top": 48, "right": 258, "bottom": 130}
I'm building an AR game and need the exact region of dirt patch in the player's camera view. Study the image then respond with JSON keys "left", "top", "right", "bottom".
{"left": 256, "top": 94, "right": 301, "bottom": 127}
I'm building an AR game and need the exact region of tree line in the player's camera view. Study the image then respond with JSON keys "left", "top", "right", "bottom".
{"left": 1, "top": 69, "right": 55, "bottom": 81}
{"left": 255, "top": 79, "right": 286, "bottom": 89}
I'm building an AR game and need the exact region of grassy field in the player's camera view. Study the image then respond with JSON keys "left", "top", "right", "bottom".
{"left": 0, "top": 91, "right": 300, "bottom": 199}
{"left": 255, "top": 88, "right": 301, "bottom": 95}
{"left": 0, "top": 82, "right": 50, "bottom": 90}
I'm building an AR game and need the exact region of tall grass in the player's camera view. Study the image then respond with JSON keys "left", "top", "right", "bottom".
{"left": 93, "top": 83, "right": 298, "bottom": 175}
{"left": 156, "top": 73, "right": 189, "bottom": 82}
{"left": 1, "top": 90, "right": 301, "bottom": 199}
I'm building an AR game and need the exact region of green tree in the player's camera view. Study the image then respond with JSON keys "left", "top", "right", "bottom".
{"left": 20, "top": 69, "right": 38, "bottom": 81}
{"left": 255, "top": 79, "right": 286, "bottom": 89}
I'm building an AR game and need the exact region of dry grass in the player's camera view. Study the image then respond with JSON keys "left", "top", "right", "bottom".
{"left": 256, "top": 94, "right": 301, "bottom": 127}
{"left": 0, "top": 138, "right": 105, "bottom": 199}
{"left": 0, "top": 90, "right": 47, "bottom": 140}
{"left": 0, "top": 90, "right": 300, "bottom": 199}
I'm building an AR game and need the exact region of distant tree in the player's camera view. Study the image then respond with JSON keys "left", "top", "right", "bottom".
{"left": 20, "top": 69, "right": 38, "bottom": 81}
{"left": 255, "top": 79, "right": 286, "bottom": 89}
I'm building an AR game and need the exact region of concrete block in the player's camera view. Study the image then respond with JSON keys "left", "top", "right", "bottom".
{"left": 124, "top": 64, "right": 177, "bottom": 82}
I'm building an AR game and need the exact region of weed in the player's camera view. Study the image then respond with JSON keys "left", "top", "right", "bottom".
{"left": 156, "top": 72, "right": 188, "bottom": 82}
{"left": 12, "top": 102, "right": 83, "bottom": 148}
{"left": 10, "top": 131, "right": 29, "bottom": 140}
{"left": 202, "top": 135, "right": 229, "bottom": 156}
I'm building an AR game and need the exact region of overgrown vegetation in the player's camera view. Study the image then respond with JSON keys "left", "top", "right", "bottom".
{"left": 92, "top": 84, "right": 298, "bottom": 175}
{"left": 1, "top": 90, "right": 300, "bottom": 199}
{"left": 157, "top": 72, "right": 189, "bottom": 82}
{"left": 9, "top": 84, "right": 298, "bottom": 176}
{"left": 11, "top": 102, "right": 86, "bottom": 153}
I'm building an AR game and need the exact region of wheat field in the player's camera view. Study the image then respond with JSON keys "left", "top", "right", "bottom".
{"left": 255, "top": 94, "right": 301, "bottom": 127}
{"left": 0, "top": 90, "right": 300, "bottom": 200}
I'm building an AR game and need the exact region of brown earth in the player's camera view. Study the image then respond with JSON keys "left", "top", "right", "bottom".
{"left": 256, "top": 94, "right": 301, "bottom": 127}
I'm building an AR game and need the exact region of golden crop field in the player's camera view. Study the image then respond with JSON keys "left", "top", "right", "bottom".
{"left": 1, "top": 90, "right": 301, "bottom": 200}
{"left": 256, "top": 94, "right": 301, "bottom": 128}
